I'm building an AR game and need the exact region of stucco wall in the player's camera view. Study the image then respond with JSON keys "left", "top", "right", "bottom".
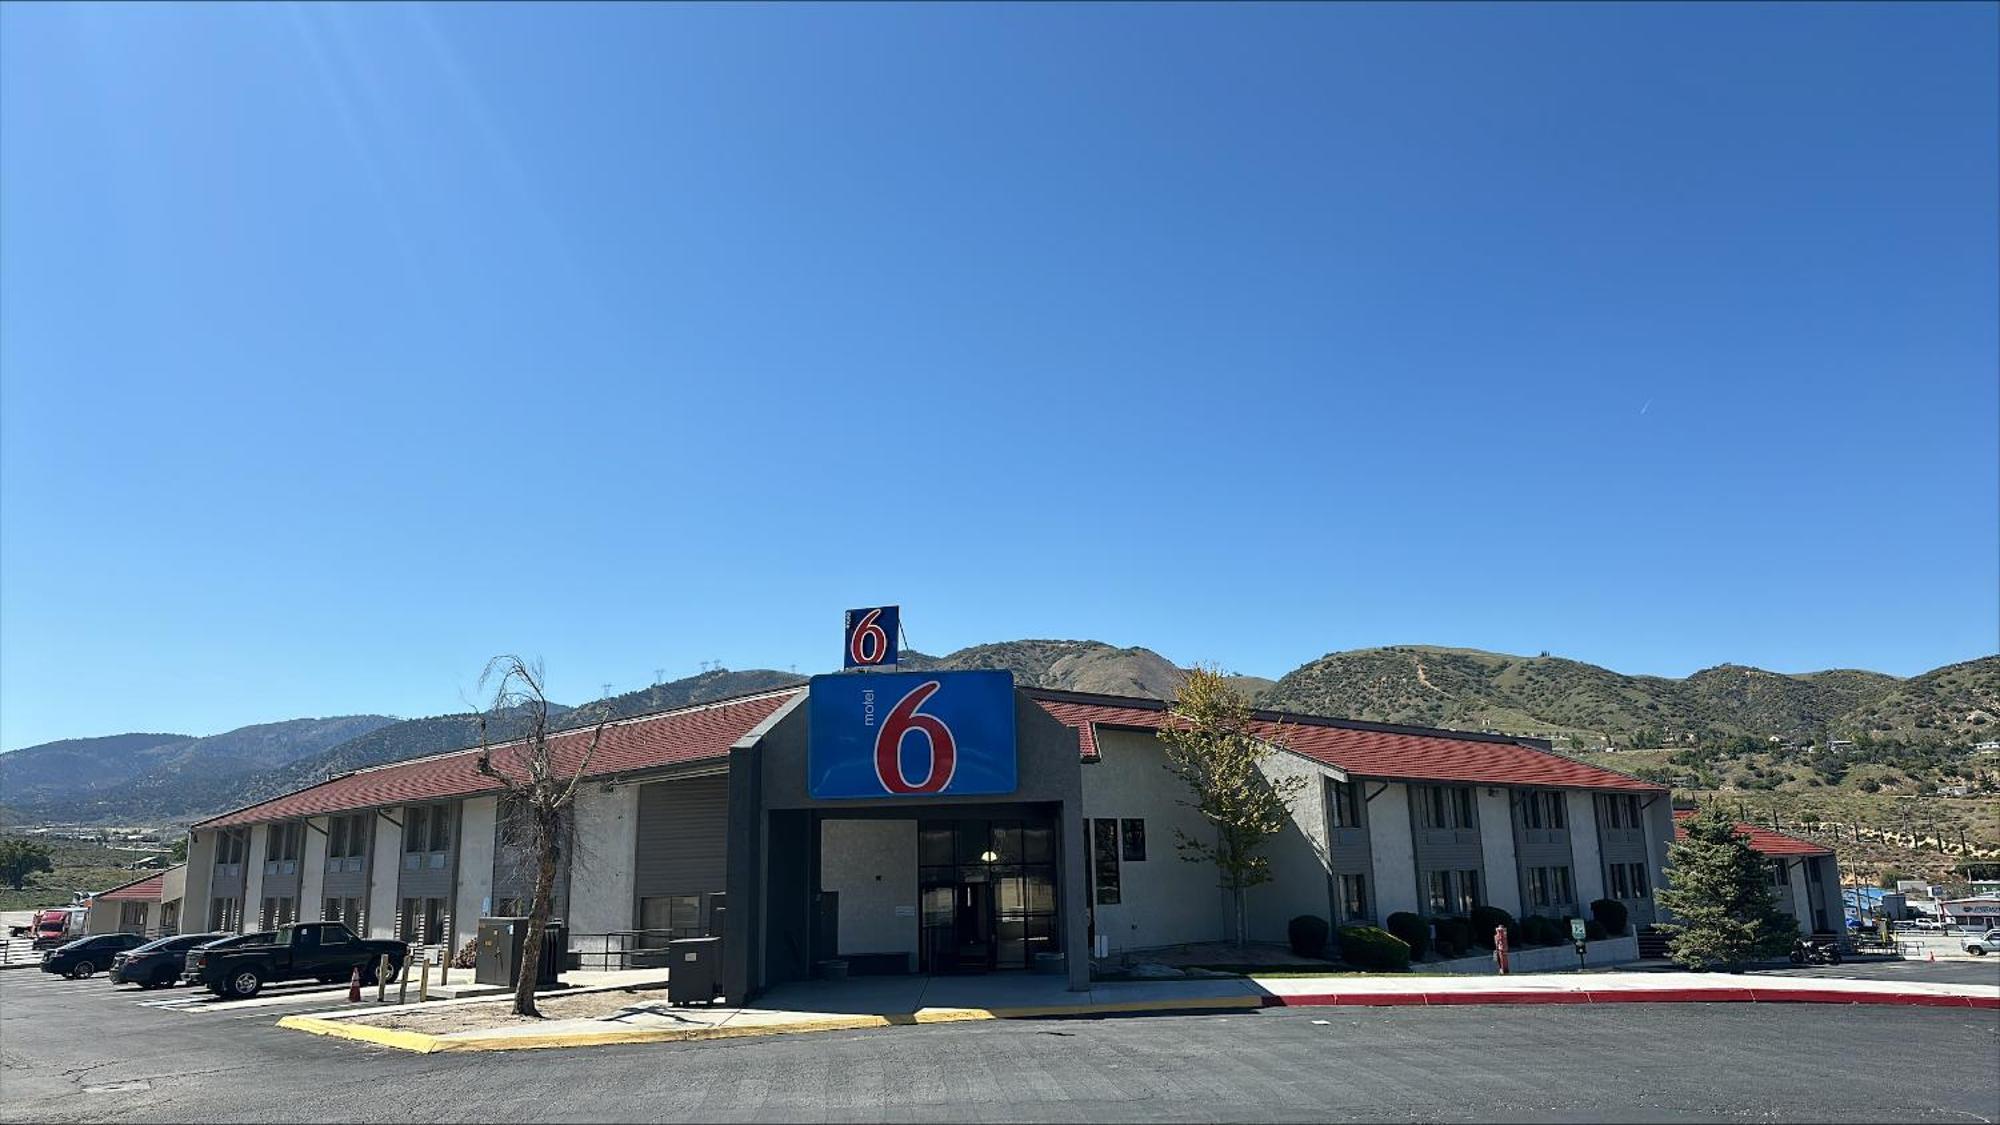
{"left": 299, "top": 817, "right": 328, "bottom": 920}
{"left": 1643, "top": 797, "right": 1676, "bottom": 924}
{"left": 820, "top": 818, "right": 918, "bottom": 964}
{"left": 568, "top": 783, "right": 639, "bottom": 937}
{"left": 1082, "top": 727, "right": 1228, "bottom": 953}
{"left": 1367, "top": 782, "right": 1420, "bottom": 919}
{"left": 182, "top": 833, "right": 215, "bottom": 929}
{"left": 161, "top": 863, "right": 186, "bottom": 920}
{"left": 1247, "top": 750, "right": 1336, "bottom": 945}
{"left": 1567, "top": 791, "right": 1606, "bottom": 907}
{"left": 1476, "top": 789, "right": 1521, "bottom": 915}
{"left": 1788, "top": 862, "right": 1814, "bottom": 933}
{"left": 366, "top": 812, "right": 402, "bottom": 939}
{"left": 454, "top": 795, "right": 498, "bottom": 949}
{"left": 242, "top": 822, "right": 268, "bottom": 927}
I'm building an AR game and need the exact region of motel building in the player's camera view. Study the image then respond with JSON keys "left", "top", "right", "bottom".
{"left": 180, "top": 669, "right": 1677, "bottom": 999}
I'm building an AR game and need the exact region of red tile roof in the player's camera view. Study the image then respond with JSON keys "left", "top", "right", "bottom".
{"left": 195, "top": 690, "right": 797, "bottom": 829}
{"left": 96, "top": 869, "right": 171, "bottom": 902}
{"left": 1673, "top": 810, "right": 1834, "bottom": 857}
{"left": 1031, "top": 691, "right": 1663, "bottom": 792}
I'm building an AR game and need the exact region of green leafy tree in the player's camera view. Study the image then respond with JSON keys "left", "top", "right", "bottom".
{"left": 1656, "top": 805, "right": 1796, "bottom": 970}
{"left": 168, "top": 837, "right": 188, "bottom": 864}
{"left": 1157, "top": 666, "right": 1307, "bottom": 948}
{"left": 0, "top": 838, "right": 55, "bottom": 891}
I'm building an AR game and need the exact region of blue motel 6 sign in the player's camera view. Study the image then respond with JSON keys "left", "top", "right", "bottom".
{"left": 808, "top": 670, "right": 1017, "bottom": 799}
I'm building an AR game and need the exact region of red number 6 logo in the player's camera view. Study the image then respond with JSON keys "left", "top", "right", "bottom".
{"left": 874, "top": 681, "right": 956, "bottom": 794}
{"left": 849, "top": 608, "right": 889, "bottom": 666}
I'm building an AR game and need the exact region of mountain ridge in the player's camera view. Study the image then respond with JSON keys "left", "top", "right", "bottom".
{"left": 4, "top": 642, "right": 1993, "bottom": 828}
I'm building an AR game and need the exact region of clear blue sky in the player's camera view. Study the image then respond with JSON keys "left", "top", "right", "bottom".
{"left": 3, "top": 3, "right": 1995, "bottom": 750}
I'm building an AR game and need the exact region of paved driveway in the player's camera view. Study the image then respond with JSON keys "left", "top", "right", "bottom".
{"left": 5, "top": 964, "right": 1997, "bottom": 1123}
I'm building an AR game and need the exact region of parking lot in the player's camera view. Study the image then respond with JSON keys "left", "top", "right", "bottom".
{"left": 5, "top": 956, "right": 1998, "bottom": 1124}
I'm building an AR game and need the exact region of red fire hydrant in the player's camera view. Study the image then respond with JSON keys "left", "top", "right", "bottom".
{"left": 348, "top": 964, "right": 363, "bottom": 1003}
{"left": 1494, "top": 925, "right": 1511, "bottom": 975}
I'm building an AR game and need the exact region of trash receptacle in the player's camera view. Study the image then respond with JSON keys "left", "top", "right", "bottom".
{"left": 666, "top": 936, "right": 722, "bottom": 1006}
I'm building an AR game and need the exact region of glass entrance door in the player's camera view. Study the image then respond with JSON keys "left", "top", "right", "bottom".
{"left": 917, "top": 816, "right": 1060, "bottom": 972}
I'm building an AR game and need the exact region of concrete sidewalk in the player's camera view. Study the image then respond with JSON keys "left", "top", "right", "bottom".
{"left": 277, "top": 968, "right": 2000, "bottom": 1053}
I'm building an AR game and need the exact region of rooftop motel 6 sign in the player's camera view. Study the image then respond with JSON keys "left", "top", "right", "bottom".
{"left": 808, "top": 670, "right": 1017, "bottom": 799}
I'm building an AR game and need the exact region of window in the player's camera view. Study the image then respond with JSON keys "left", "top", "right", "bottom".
{"left": 1419, "top": 786, "right": 1475, "bottom": 830}
{"left": 1329, "top": 780, "right": 1362, "bottom": 829}
{"left": 1092, "top": 818, "right": 1121, "bottom": 905}
{"left": 1547, "top": 794, "right": 1566, "bottom": 829}
{"left": 260, "top": 896, "right": 296, "bottom": 929}
{"left": 1609, "top": 863, "right": 1630, "bottom": 899}
{"left": 1427, "top": 871, "right": 1451, "bottom": 914}
{"left": 214, "top": 829, "right": 248, "bottom": 868}
{"left": 1627, "top": 862, "right": 1650, "bottom": 899}
{"left": 209, "top": 897, "right": 241, "bottom": 931}
{"left": 327, "top": 814, "right": 369, "bottom": 871}
{"left": 1770, "top": 861, "right": 1789, "bottom": 888}
{"left": 1807, "top": 859, "right": 1824, "bottom": 885}
{"left": 1602, "top": 794, "right": 1643, "bottom": 830}
{"left": 1337, "top": 873, "right": 1368, "bottom": 922}
{"left": 324, "top": 897, "right": 362, "bottom": 931}
{"left": 399, "top": 897, "right": 447, "bottom": 944}
{"left": 1527, "top": 866, "right": 1575, "bottom": 909}
{"left": 404, "top": 804, "right": 452, "bottom": 869}
{"left": 1522, "top": 793, "right": 1543, "bottom": 829}
{"left": 1120, "top": 818, "right": 1146, "bottom": 862}
{"left": 1454, "top": 870, "right": 1481, "bottom": 914}
{"left": 1523, "top": 792, "right": 1567, "bottom": 830}
{"left": 638, "top": 895, "right": 701, "bottom": 947}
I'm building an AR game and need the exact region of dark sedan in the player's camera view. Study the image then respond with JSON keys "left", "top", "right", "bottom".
{"left": 109, "top": 932, "right": 227, "bottom": 989}
{"left": 40, "top": 933, "right": 147, "bottom": 979}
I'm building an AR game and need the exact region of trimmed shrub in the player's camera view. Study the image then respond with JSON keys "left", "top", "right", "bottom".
{"left": 1585, "top": 919, "right": 1607, "bottom": 942}
{"left": 1434, "top": 939, "right": 1457, "bottom": 959}
{"left": 1469, "top": 905, "right": 1518, "bottom": 950}
{"left": 1288, "top": 914, "right": 1331, "bottom": 959}
{"left": 1385, "top": 912, "right": 1430, "bottom": 960}
{"left": 1521, "top": 915, "right": 1556, "bottom": 946}
{"left": 1435, "top": 916, "right": 1472, "bottom": 954}
{"left": 1336, "top": 924, "right": 1411, "bottom": 972}
{"left": 1589, "top": 898, "right": 1630, "bottom": 937}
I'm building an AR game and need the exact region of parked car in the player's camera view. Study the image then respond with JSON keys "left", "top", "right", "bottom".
{"left": 29, "top": 907, "right": 84, "bottom": 950}
{"left": 39, "top": 933, "right": 147, "bottom": 979}
{"left": 1960, "top": 929, "right": 2000, "bottom": 956}
{"left": 188, "top": 922, "right": 406, "bottom": 999}
{"left": 1910, "top": 918, "right": 1948, "bottom": 931}
{"left": 108, "top": 933, "right": 226, "bottom": 989}
{"left": 178, "top": 931, "right": 275, "bottom": 980}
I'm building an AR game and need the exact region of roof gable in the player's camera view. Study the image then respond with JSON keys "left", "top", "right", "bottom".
{"left": 1672, "top": 810, "right": 1834, "bottom": 857}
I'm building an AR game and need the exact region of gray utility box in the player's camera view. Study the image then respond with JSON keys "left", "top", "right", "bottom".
{"left": 476, "top": 917, "right": 566, "bottom": 989}
{"left": 666, "top": 936, "right": 722, "bottom": 1006}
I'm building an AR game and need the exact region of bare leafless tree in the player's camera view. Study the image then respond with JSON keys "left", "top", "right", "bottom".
{"left": 473, "top": 655, "right": 603, "bottom": 1018}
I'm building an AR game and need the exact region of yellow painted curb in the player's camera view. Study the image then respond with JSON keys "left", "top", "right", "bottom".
{"left": 274, "top": 994, "right": 1267, "bottom": 1054}
{"left": 276, "top": 1015, "right": 447, "bottom": 1054}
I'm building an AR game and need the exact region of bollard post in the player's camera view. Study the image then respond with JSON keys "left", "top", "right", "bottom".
{"left": 440, "top": 952, "right": 449, "bottom": 987}
{"left": 419, "top": 959, "right": 430, "bottom": 1003}
{"left": 398, "top": 959, "right": 410, "bottom": 1005}
{"left": 376, "top": 955, "right": 388, "bottom": 1003}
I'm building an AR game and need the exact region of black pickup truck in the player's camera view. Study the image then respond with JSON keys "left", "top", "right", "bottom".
{"left": 187, "top": 921, "right": 407, "bottom": 998}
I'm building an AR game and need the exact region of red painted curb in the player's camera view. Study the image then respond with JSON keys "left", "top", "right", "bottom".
{"left": 1263, "top": 988, "right": 1995, "bottom": 1009}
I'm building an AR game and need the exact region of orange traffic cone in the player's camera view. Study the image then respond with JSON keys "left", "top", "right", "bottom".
{"left": 348, "top": 964, "right": 363, "bottom": 1002}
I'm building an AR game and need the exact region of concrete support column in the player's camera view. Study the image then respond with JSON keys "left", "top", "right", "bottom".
{"left": 568, "top": 783, "right": 639, "bottom": 937}
{"left": 243, "top": 826, "right": 269, "bottom": 928}
{"left": 1476, "top": 789, "right": 1521, "bottom": 915}
{"left": 1567, "top": 791, "right": 1606, "bottom": 909}
{"left": 454, "top": 796, "right": 498, "bottom": 950}
{"left": 1367, "top": 783, "right": 1419, "bottom": 919}
{"left": 367, "top": 811, "right": 402, "bottom": 939}
{"left": 299, "top": 817, "right": 328, "bottom": 921}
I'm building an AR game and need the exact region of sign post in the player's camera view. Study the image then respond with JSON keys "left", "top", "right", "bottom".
{"left": 1570, "top": 918, "right": 1588, "bottom": 972}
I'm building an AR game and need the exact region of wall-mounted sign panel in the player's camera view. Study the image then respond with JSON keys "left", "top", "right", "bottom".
{"left": 843, "top": 606, "right": 900, "bottom": 668}
{"left": 808, "top": 670, "right": 1016, "bottom": 799}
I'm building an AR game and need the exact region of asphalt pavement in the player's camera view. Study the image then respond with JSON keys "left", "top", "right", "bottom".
{"left": 3, "top": 964, "right": 1997, "bottom": 1123}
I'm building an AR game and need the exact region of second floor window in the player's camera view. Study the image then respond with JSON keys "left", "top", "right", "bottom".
{"left": 1329, "top": 780, "right": 1362, "bottom": 829}
{"left": 405, "top": 804, "right": 452, "bottom": 856}
{"left": 1418, "top": 786, "right": 1475, "bottom": 830}
{"left": 215, "top": 829, "right": 248, "bottom": 866}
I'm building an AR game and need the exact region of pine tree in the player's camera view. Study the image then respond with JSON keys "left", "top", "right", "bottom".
{"left": 1656, "top": 805, "right": 1797, "bottom": 970}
